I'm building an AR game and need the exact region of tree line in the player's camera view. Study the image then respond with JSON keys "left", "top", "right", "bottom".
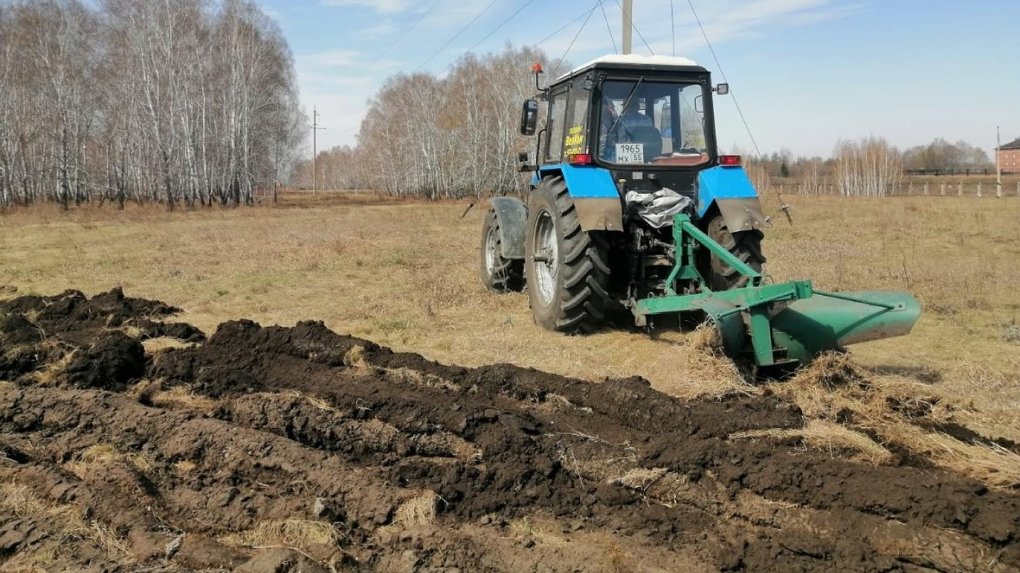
{"left": 0, "top": 0, "right": 304, "bottom": 209}
{"left": 292, "top": 46, "right": 565, "bottom": 200}
{"left": 746, "top": 136, "right": 994, "bottom": 197}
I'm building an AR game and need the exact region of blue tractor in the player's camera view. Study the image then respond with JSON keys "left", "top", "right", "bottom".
{"left": 481, "top": 55, "right": 919, "bottom": 370}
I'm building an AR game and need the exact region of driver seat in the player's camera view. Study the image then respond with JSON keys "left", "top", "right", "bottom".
{"left": 624, "top": 125, "right": 662, "bottom": 162}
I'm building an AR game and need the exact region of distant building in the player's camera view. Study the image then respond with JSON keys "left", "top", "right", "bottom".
{"left": 999, "top": 137, "right": 1020, "bottom": 174}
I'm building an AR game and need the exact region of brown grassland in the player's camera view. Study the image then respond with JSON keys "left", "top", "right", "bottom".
{"left": 1, "top": 190, "right": 1019, "bottom": 490}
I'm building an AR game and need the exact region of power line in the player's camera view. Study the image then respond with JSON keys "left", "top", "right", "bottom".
{"left": 416, "top": 0, "right": 499, "bottom": 70}
{"left": 377, "top": 0, "right": 442, "bottom": 61}
{"left": 532, "top": 3, "right": 598, "bottom": 49}
{"left": 686, "top": 0, "right": 761, "bottom": 157}
{"left": 467, "top": 0, "right": 537, "bottom": 52}
{"left": 423, "top": 0, "right": 544, "bottom": 89}
{"left": 599, "top": 0, "right": 618, "bottom": 54}
{"left": 670, "top": 0, "right": 676, "bottom": 56}
{"left": 554, "top": 3, "right": 599, "bottom": 73}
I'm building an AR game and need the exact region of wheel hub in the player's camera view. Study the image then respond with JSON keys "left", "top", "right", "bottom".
{"left": 532, "top": 209, "right": 558, "bottom": 306}
{"left": 484, "top": 225, "right": 499, "bottom": 275}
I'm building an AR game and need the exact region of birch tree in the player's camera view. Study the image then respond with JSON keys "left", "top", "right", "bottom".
{"left": 834, "top": 137, "right": 903, "bottom": 197}
{"left": 0, "top": 0, "right": 304, "bottom": 208}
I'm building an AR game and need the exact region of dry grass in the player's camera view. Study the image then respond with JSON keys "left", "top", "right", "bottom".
{"left": 173, "top": 460, "right": 198, "bottom": 474}
{"left": 390, "top": 490, "right": 440, "bottom": 528}
{"left": 147, "top": 385, "right": 220, "bottom": 414}
{"left": 383, "top": 367, "right": 459, "bottom": 391}
{"left": 730, "top": 419, "right": 896, "bottom": 465}
{"left": 221, "top": 518, "right": 341, "bottom": 555}
{"left": 62, "top": 443, "right": 155, "bottom": 479}
{"left": 342, "top": 344, "right": 369, "bottom": 369}
{"left": 0, "top": 483, "right": 131, "bottom": 564}
{"left": 2, "top": 192, "right": 1020, "bottom": 486}
{"left": 141, "top": 336, "right": 195, "bottom": 353}
{"left": 770, "top": 354, "right": 1020, "bottom": 487}
{"left": 22, "top": 342, "right": 75, "bottom": 387}
{"left": 611, "top": 467, "right": 671, "bottom": 490}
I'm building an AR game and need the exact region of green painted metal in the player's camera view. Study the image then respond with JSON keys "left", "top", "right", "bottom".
{"left": 633, "top": 214, "right": 921, "bottom": 368}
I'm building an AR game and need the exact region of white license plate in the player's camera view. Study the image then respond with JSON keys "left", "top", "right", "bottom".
{"left": 615, "top": 143, "right": 644, "bottom": 164}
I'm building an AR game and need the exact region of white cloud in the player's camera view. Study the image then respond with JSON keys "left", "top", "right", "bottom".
{"left": 299, "top": 49, "right": 362, "bottom": 68}
{"left": 356, "top": 21, "right": 400, "bottom": 39}
{"left": 320, "top": 0, "right": 414, "bottom": 14}
{"left": 533, "top": 0, "right": 855, "bottom": 62}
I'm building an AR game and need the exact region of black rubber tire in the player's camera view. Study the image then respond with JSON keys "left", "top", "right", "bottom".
{"left": 480, "top": 208, "right": 524, "bottom": 292}
{"left": 525, "top": 176, "right": 612, "bottom": 333}
{"left": 705, "top": 214, "right": 765, "bottom": 290}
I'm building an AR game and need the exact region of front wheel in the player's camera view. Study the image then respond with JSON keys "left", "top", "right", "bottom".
{"left": 525, "top": 177, "right": 612, "bottom": 332}
{"left": 480, "top": 208, "right": 524, "bottom": 292}
{"left": 704, "top": 214, "right": 765, "bottom": 290}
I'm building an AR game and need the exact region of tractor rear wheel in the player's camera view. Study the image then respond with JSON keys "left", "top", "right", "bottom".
{"left": 705, "top": 214, "right": 765, "bottom": 290}
{"left": 525, "top": 176, "right": 612, "bottom": 332}
{"left": 480, "top": 208, "right": 524, "bottom": 292}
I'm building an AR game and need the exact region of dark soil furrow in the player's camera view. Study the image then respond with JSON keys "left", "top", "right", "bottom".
{"left": 2, "top": 288, "right": 1020, "bottom": 572}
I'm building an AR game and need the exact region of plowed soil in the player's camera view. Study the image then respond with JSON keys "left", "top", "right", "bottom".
{"left": 1, "top": 289, "right": 1018, "bottom": 572}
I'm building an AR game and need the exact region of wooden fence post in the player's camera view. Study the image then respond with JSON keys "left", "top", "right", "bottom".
{"left": 940, "top": 183, "right": 946, "bottom": 196}
{"left": 958, "top": 182, "right": 963, "bottom": 196}
{"left": 977, "top": 183, "right": 982, "bottom": 197}
{"left": 923, "top": 183, "right": 928, "bottom": 196}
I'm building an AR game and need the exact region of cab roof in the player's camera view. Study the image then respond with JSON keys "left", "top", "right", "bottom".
{"left": 556, "top": 54, "right": 708, "bottom": 82}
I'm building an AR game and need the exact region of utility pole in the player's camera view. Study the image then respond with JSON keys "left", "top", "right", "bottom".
{"left": 996, "top": 125, "right": 1002, "bottom": 198}
{"left": 622, "top": 0, "right": 633, "bottom": 55}
{"left": 311, "top": 107, "right": 326, "bottom": 194}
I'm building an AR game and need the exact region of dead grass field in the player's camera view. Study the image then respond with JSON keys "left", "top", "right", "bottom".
{"left": 2, "top": 191, "right": 1020, "bottom": 487}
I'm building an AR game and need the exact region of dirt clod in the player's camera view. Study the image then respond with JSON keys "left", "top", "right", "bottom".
{"left": 65, "top": 331, "right": 146, "bottom": 390}
{"left": 1, "top": 288, "right": 1019, "bottom": 572}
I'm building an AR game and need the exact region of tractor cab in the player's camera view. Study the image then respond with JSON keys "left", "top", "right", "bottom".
{"left": 519, "top": 55, "right": 733, "bottom": 205}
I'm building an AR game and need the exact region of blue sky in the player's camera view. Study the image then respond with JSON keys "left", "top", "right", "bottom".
{"left": 257, "top": 0, "right": 1020, "bottom": 159}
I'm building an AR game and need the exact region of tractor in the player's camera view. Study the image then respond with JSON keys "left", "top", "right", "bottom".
{"left": 480, "top": 54, "right": 919, "bottom": 371}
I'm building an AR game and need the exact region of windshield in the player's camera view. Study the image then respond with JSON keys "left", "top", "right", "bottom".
{"left": 597, "top": 79, "right": 709, "bottom": 166}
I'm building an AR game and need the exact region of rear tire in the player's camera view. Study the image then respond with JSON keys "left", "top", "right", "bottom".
{"left": 705, "top": 214, "right": 765, "bottom": 290}
{"left": 480, "top": 208, "right": 524, "bottom": 292}
{"left": 525, "top": 176, "right": 612, "bottom": 333}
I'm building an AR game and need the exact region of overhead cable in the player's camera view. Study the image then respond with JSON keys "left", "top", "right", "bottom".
{"left": 686, "top": 0, "right": 761, "bottom": 157}
{"left": 417, "top": 0, "right": 499, "bottom": 70}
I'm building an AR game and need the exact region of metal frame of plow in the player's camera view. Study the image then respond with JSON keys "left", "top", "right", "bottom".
{"left": 633, "top": 214, "right": 921, "bottom": 368}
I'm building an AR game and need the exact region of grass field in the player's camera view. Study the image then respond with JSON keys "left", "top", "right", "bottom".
{"left": 2, "top": 191, "right": 1020, "bottom": 487}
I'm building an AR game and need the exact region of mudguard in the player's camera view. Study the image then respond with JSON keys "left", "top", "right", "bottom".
{"left": 696, "top": 166, "right": 767, "bottom": 232}
{"left": 535, "top": 165, "right": 624, "bottom": 232}
{"left": 487, "top": 197, "right": 527, "bottom": 259}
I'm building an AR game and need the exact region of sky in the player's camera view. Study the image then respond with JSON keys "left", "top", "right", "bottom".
{"left": 256, "top": 0, "right": 1020, "bottom": 159}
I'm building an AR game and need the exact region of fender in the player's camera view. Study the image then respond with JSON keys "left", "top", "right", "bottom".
{"left": 696, "top": 165, "right": 768, "bottom": 233}
{"left": 487, "top": 196, "right": 527, "bottom": 259}
{"left": 535, "top": 164, "right": 624, "bottom": 232}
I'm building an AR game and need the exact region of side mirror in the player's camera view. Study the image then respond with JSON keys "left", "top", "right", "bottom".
{"left": 520, "top": 99, "right": 539, "bottom": 136}
{"left": 714, "top": 83, "right": 729, "bottom": 95}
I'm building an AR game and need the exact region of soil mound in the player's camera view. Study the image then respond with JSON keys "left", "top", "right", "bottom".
{"left": 1, "top": 288, "right": 1018, "bottom": 572}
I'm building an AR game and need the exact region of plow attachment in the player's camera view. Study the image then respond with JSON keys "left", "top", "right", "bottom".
{"left": 633, "top": 215, "right": 921, "bottom": 369}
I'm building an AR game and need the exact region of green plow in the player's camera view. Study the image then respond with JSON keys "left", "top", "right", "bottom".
{"left": 633, "top": 214, "right": 921, "bottom": 370}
